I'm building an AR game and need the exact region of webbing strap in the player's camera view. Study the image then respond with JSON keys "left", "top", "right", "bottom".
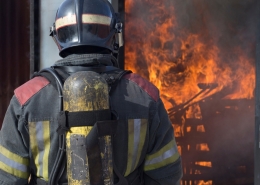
{"left": 101, "top": 68, "right": 132, "bottom": 86}
{"left": 56, "top": 109, "right": 111, "bottom": 135}
{"left": 36, "top": 178, "right": 68, "bottom": 185}
{"left": 54, "top": 66, "right": 107, "bottom": 74}
{"left": 96, "top": 120, "right": 118, "bottom": 136}
{"left": 34, "top": 66, "right": 132, "bottom": 91}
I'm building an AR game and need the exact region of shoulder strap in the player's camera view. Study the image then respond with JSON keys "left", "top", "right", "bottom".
{"left": 101, "top": 66, "right": 132, "bottom": 86}
{"left": 32, "top": 67, "right": 65, "bottom": 92}
{"left": 33, "top": 66, "right": 132, "bottom": 95}
{"left": 101, "top": 67, "right": 132, "bottom": 94}
{"left": 32, "top": 67, "right": 67, "bottom": 185}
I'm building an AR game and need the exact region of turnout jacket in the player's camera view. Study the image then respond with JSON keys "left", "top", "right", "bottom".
{"left": 0, "top": 54, "right": 182, "bottom": 185}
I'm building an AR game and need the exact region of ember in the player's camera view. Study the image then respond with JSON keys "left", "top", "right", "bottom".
{"left": 124, "top": 0, "right": 256, "bottom": 184}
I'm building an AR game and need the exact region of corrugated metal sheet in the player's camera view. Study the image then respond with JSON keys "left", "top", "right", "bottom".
{"left": 0, "top": 1, "right": 30, "bottom": 127}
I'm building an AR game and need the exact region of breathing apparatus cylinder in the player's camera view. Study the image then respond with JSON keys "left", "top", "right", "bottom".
{"left": 63, "top": 71, "right": 114, "bottom": 185}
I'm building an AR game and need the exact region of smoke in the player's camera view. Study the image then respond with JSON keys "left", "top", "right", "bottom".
{"left": 125, "top": 0, "right": 257, "bottom": 63}
{"left": 172, "top": 0, "right": 257, "bottom": 63}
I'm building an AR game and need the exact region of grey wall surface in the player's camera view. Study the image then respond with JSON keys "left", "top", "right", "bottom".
{"left": 40, "top": 0, "right": 64, "bottom": 69}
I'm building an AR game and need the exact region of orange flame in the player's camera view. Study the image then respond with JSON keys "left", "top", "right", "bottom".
{"left": 196, "top": 143, "right": 210, "bottom": 151}
{"left": 195, "top": 161, "right": 212, "bottom": 168}
{"left": 124, "top": 0, "right": 255, "bottom": 112}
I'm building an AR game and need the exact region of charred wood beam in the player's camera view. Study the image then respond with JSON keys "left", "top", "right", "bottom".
{"left": 180, "top": 151, "right": 212, "bottom": 161}
{"left": 181, "top": 174, "right": 216, "bottom": 181}
{"left": 176, "top": 133, "right": 207, "bottom": 142}
{"left": 30, "top": 0, "right": 40, "bottom": 78}
{"left": 182, "top": 174, "right": 253, "bottom": 183}
{"left": 168, "top": 83, "right": 218, "bottom": 115}
{"left": 255, "top": 0, "right": 260, "bottom": 183}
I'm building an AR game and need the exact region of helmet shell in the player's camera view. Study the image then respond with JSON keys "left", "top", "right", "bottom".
{"left": 51, "top": 0, "right": 118, "bottom": 58}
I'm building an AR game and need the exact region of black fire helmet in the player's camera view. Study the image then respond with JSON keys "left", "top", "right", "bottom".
{"left": 50, "top": 0, "right": 123, "bottom": 58}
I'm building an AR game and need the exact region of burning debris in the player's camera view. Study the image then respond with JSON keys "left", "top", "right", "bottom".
{"left": 125, "top": 0, "right": 255, "bottom": 107}
{"left": 124, "top": 0, "right": 256, "bottom": 184}
{"left": 168, "top": 83, "right": 218, "bottom": 115}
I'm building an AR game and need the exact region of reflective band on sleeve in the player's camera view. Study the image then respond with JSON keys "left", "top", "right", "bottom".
{"left": 82, "top": 14, "right": 111, "bottom": 25}
{"left": 144, "top": 140, "right": 180, "bottom": 171}
{"left": 125, "top": 119, "right": 147, "bottom": 176}
{"left": 29, "top": 121, "right": 51, "bottom": 180}
{"left": 0, "top": 145, "right": 29, "bottom": 179}
{"left": 56, "top": 14, "right": 77, "bottom": 30}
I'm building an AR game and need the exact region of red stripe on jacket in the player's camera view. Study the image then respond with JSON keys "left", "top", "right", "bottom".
{"left": 124, "top": 73, "right": 159, "bottom": 101}
{"left": 14, "top": 76, "right": 50, "bottom": 106}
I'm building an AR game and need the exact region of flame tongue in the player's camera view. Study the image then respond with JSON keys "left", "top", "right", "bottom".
{"left": 124, "top": 0, "right": 255, "bottom": 111}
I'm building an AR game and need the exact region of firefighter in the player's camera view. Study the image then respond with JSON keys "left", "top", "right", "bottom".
{"left": 0, "top": 0, "right": 183, "bottom": 184}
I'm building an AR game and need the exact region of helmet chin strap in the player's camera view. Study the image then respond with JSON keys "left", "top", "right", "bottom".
{"left": 110, "top": 54, "right": 119, "bottom": 68}
{"left": 115, "top": 22, "right": 123, "bottom": 48}
{"left": 118, "top": 32, "right": 123, "bottom": 48}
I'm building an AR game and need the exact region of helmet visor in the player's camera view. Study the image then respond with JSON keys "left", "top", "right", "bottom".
{"left": 82, "top": 14, "right": 112, "bottom": 39}
{"left": 57, "top": 25, "right": 78, "bottom": 43}
{"left": 55, "top": 14, "right": 78, "bottom": 43}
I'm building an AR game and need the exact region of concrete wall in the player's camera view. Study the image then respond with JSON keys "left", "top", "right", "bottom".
{"left": 40, "top": 0, "right": 64, "bottom": 69}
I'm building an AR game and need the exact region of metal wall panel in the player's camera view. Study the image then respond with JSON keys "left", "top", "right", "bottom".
{"left": 0, "top": 1, "right": 30, "bottom": 127}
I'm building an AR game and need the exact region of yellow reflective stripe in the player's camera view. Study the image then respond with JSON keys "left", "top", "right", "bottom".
{"left": 56, "top": 14, "right": 77, "bottom": 30}
{"left": 42, "top": 121, "right": 51, "bottom": 180}
{"left": 82, "top": 14, "right": 111, "bottom": 25}
{"left": 29, "top": 121, "right": 51, "bottom": 180}
{"left": 0, "top": 145, "right": 29, "bottom": 179}
{"left": 0, "top": 145, "right": 29, "bottom": 166}
{"left": 0, "top": 161, "right": 29, "bottom": 179}
{"left": 125, "top": 119, "right": 134, "bottom": 176}
{"left": 144, "top": 140, "right": 180, "bottom": 171}
{"left": 29, "top": 122, "right": 40, "bottom": 176}
{"left": 125, "top": 119, "right": 147, "bottom": 176}
{"left": 135, "top": 119, "right": 147, "bottom": 168}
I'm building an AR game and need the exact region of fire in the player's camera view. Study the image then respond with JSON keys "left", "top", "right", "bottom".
{"left": 196, "top": 181, "right": 213, "bottom": 185}
{"left": 124, "top": 0, "right": 255, "bottom": 184}
{"left": 124, "top": 0, "right": 255, "bottom": 112}
{"left": 196, "top": 143, "right": 210, "bottom": 151}
{"left": 195, "top": 161, "right": 212, "bottom": 168}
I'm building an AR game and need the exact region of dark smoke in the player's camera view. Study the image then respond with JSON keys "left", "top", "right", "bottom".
{"left": 125, "top": 0, "right": 257, "bottom": 68}
{"left": 173, "top": 0, "right": 257, "bottom": 64}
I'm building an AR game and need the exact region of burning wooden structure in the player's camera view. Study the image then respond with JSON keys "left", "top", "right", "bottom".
{"left": 123, "top": 0, "right": 256, "bottom": 184}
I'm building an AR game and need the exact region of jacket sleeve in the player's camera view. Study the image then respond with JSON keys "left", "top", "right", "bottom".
{"left": 0, "top": 96, "right": 30, "bottom": 185}
{"left": 143, "top": 98, "right": 183, "bottom": 185}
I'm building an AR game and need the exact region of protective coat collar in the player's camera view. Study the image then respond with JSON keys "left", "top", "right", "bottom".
{"left": 54, "top": 54, "right": 118, "bottom": 67}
